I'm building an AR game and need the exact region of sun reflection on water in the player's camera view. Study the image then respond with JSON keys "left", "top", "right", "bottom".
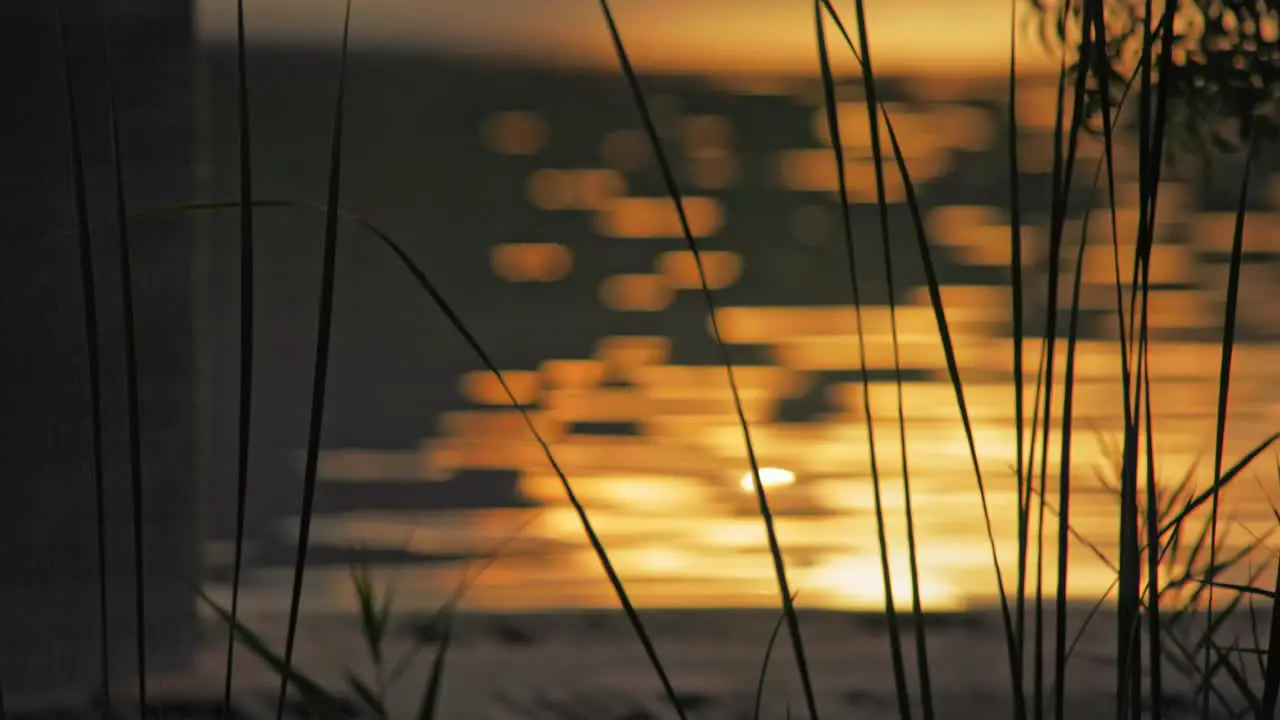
{"left": 292, "top": 71, "right": 1280, "bottom": 615}
{"left": 740, "top": 467, "right": 797, "bottom": 492}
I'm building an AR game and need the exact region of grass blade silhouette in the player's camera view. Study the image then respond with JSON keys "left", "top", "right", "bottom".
{"left": 350, "top": 562, "right": 391, "bottom": 671}
{"left": 387, "top": 511, "right": 540, "bottom": 686}
{"left": 1260, "top": 553, "right": 1280, "bottom": 717}
{"left": 223, "top": 0, "right": 256, "bottom": 713}
{"left": 1157, "top": 433, "right": 1280, "bottom": 537}
{"left": 817, "top": 6, "right": 1025, "bottom": 711}
{"left": 100, "top": 3, "right": 148, "bottom": 707}
{"left": 1143, "top": 369, "right": 1166, "bottom": 720}
{"left": 1259, "top": 478, "right": 1280, "bottom": 718}
{"left": 349, "top": 560, "right": 393, "bottom": 707}
{"left": 415, "top": 598, "right": 456, "bottom": 720}
{"left": 827, "top": 2, "right": 919, "bottom": 716}
{"left": 753, "top": 593, "right": 798, "bottom": 720}
{"left": 1128, "top": 1, "right": 1181, "bottom": 711}
{"left": 198, "top": 590, "right": 346, "bottom": 718}
{"left": 382, "top": 208, "right": 691, "bottom": 715}
{"left": 1118, "top": 2, "right": 1157, "bottom": 714}
{"left": 55, "top": 6, "right": 112, "bottom": 712}
{"left": 1205, "top": 137, "right": 1255, "bottom": 720}
{"left": 1052, "top": 194, "right": 1091, "bottom": 720}
{"left": 1035, "top": 0, "right": 1097, "bottom": 711}
{"left": 1244, "top": 564, "right": 1266, "bottom": 679}
{"left": 344, "top": 672, "right": 386, "bottom": 718}
{"left": 276, "top": 2, "right": 352, "bottom": 717}
{"left": 597, "top": 1, "right": 808, "bottom": 717}
{"left": 1007, "top": 0, "right": 1029, "bottom": 703}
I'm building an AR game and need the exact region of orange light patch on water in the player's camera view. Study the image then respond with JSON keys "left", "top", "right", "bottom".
{"left": 539, "top": 437, "right": 722, "bottom": 476}
{"left": 490, "top": 242, "right": 573, "bottom": 283}
{"left": 1142, "top": 289, "right": 1211, "bottom": 330}
{"left": 540, "top": 359, "right": 605, "bottom": 390}
{"left": 541, "top": 388, "right": 648, "bottom": 423}
{"left": 594, "top": 197, "right": 724, "bottom": 238}
{"left": 1227, "top": 344, "right": 1280, "bottom": 380}
{"left": 715, "top": 305, "right": 837, "bottom": 342}
{"left": 860, "top": 381, "right": 1005, "bottom": 422}
{"left": 593, "top": 335, "right": 672, "bottom": 381}
{"left": 909, "top": 284, "right": 1008, "bottom": 326}
{"left": 572, "top": 169, "right": 626, "bottom": 210}
{"left": 610, "top": 546, "right": 702, "bottom": 578}
{"left": 1015, "top": 84, "right": 1068, "bottom": 130}
{"left": 657, "top": 250, "right": 743, "bottom": 290}
{"left": 927, "top": 204, "right": 1002, "bottom": 243}
{"left": 774, "top": 335, "right": 947, "bottom": 371}
{"left": 1087, "top": 206, "right": 1183, "bottom": 252}
{"left": 713, "top": 305, "right": 939, "bottom": 344}
{"left": 481, "top": 110, "right": 548, "bottom": 156}
{"left": 459, "top": 369, "right": 541, "bottom": 406}
{"left": 1082, "top": 242, "right": 1194, "bottom": 287}
{"left": 1191, "top": 212, "right": 1280, "bottom": 253}
{"left": 537, "top": 389, "right": 768, "bottom": 427}
{"left": 927, "top": 206, "right": 1047, "bottom": 267}
{"left": 518, "top": 473, "right": 710, "bottom": 511}
{"left": 526, "top": 169, "right": 625, "bottom": 211}
{"left": 810, "top": 103, "right": 942, "bottom": 155}
{"left": 528, "top": 507, "right": 711, "bottom": 545}
{"left": 776, "top": 150, "right": 915, "bottom": 197}
{"left": 598, "top": 274, "right": 673, "bottom": 311}
{"left": 843, "top": 159, "right": 908, "bottom": 202}
{"left": 653, "top": 391, "right": 778, "bottom": 423}
{"left": 438, "top": 409, "right": 562, "bottom": 440}
{"left": 632, "top": 364, "right": 806, "bottom": 398}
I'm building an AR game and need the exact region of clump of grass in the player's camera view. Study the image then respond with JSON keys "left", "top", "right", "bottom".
{"left": 202, "top": 561, "right": 454, "bottom": 719}
{"left": 207, "top": 515, "right": 535, "bottom": 719}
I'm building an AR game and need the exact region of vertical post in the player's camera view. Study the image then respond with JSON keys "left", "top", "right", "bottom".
{"left": 0, "top": 0, "right": 197, "bottom": 710}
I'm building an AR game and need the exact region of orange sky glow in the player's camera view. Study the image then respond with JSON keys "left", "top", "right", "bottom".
{"left": 197, "top": 0, "right": 1060, "bottom": 75}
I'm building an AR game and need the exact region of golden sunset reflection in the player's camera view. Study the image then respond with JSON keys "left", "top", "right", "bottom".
{"left": 740, "top": 467, "right": 797, "bottom": 492}
{"left": 312, "top": 313, "right": 1280, "bottom": 616}
{"left": 279, "top": 58, "right": 1280, "bottom": 618}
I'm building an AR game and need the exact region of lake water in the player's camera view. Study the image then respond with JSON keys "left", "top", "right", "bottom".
{"left": 164, "top": 46, "right": 1280, "bottom": 716}
{"left": 189, "top": 47, "right": 1280, "bottom": 616}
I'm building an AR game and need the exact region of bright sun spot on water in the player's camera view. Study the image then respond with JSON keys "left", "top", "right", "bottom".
{"left": 811, "top": 557, "right": 962, "bottom": 611}
{"left": 739, "top": 467, "right": 796, "bottom": 492}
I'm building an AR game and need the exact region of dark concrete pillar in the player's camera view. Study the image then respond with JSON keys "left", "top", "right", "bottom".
{"left": 0, "top": 1, "right": 198, "bottom": 708}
